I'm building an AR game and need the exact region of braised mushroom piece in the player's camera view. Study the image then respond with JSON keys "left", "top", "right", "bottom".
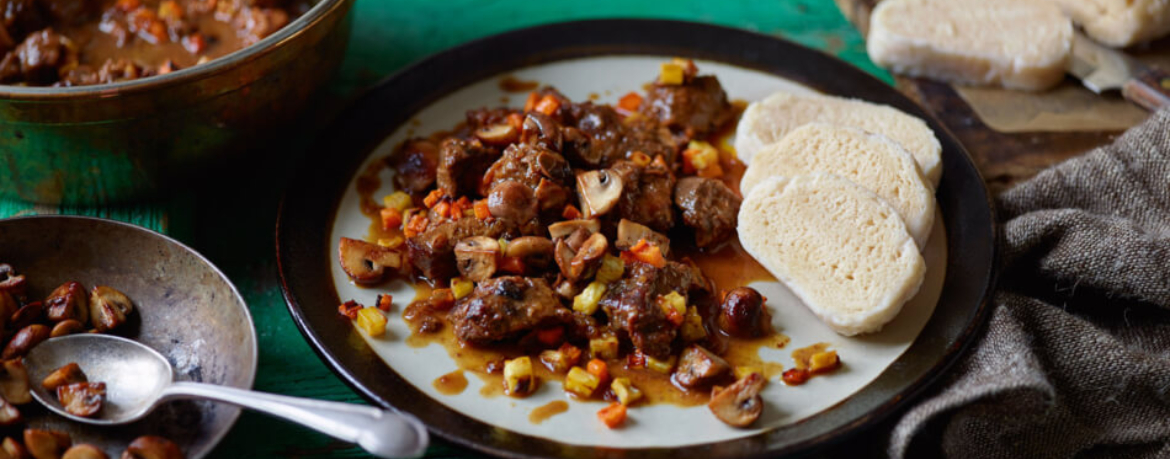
{"left": 121, "top": 435, "right": 183, "bottom": 459}
{"left": 57, "top": 382, "right": 105, "bottom": 418}
{"left": 24, "top": 428, "right": 71, "bottom": 459}
{"left": 0, "top": 359, "right": 32, "bottom": 405}
{"left": 0, "top": 395, "right": 21, "bottom": 426}
{"left": 89, "top": 286, "right": 134, "bottom": 332}
{"left": 453, "top": 236, "right": 501, "bottom": 281}
{"left": 3, "top": 436, "right": 28, "bottom": 459}
{"left": 42, "top": 363, "right": 87, "bottom": 391}
{"left": 45, "top": 281, "right": 89, "bottom": 324}
{"left": 63, "top": 444, "right": 110, "bottom": 459}
{"left": 50, "top": 319, "right": 85, "bottom": 338}
{"left": 575, "top": 169, "right": 623, "bottom": 217}
{"left": 0, "top": 264, "right": 27, "bottom": 299}
{"left": 673, "top": 345, "right": 731, "bottom": 389}
{"left": 337, "top": 237, "right": 403, "bottom": 285}
{"left": 503, "top": 236, "right": 555, "bottom": 271}
{"left": 2, "top": 325, "right": 49, "bottom": 359}
{"left": 708, "top": 372, "right": 765, "bottom": 427}
{"left": 717, "top": 287, "right": 770, "bottom": 338}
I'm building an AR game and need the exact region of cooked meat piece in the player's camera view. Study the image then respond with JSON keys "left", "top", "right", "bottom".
{"left": 391, "top": 138, "right": 441, "bottom": 194}
{"left": 641, "top": 76, "right": 732, "bottom": 140}
{"left": 674, "top": 345, "right": 730, "bottom": 388}
{"left": 600, "top": 260, "right": 709, "bottom": 358}
{"left": 561, "top": 102, "right": 678, "bottom": 168}
{"left": 674, "top": 177, "right": 741, "bottom": 248}
{"left": 235, "top": 7, "right": 290, "bottom": 45}
{"left": 1, "top": 0, "right": 45, "bottom": 39}
{"left": 2, "top": 29, "right": 74, "bottom": 85}
{"left": 450, "top": 276, "right": 571, "bottom": 344}
{"left": 437, "top": 137, "right": 498, "bottom": 197}
{"left": 610, "top": 160, "right": 676, "bottom": 233}
{"left": 406, "top": 216, "right": 528, "bottom": 281}
{"left": 466, "top": 106, "right": 518, "bottom": 132}
{"left": 482, "top": 143, "right": 573, "bottom": 211}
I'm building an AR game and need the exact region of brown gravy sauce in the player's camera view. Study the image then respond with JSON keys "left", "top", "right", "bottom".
{"left": 433, "top": 369, "right": 468, "bottom": 395}
{"left": 529, "top": 400, "right": 569, "bottom": 424}
{"left": 498, "top": 75, "right": 540, "bottom": 93}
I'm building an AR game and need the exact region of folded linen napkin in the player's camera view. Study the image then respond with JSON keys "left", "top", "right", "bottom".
{"left": 891, "top": 108, "right": 1170, "bottom": 458}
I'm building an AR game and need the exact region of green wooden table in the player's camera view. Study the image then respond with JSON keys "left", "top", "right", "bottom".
{"left": 0, "top": 1, "right": 887, "bottom": 456}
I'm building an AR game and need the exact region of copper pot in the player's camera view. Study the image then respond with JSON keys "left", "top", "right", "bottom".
{"left": 0, "top": 0, "right": 354, "bottom": 205}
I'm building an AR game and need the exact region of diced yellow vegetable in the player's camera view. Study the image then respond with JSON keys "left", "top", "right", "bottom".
{"left": 565, "top": 366, "right": 600, "bottom": 398}
{"left": 589, "top": 335, "right": 620, "bottom": 360}
{"left": 573, "top": 281, "right": 607, "bottom": 315}
{"left": 680, "top": 306, "right": 707, "bottom": 342}
{"left": 658, "top": 291, "right": 686, "bottom": 317}
{"left": 355, "top": 307, "right": 387, "bottom": 337}
{"left": 382, "top": 191, "right": 413, "bottom": 212}
{"left": 646, "top": 355, "right": 676, "bottom": 374}
{"left": 497, "top": 237, "right": 510, "bottom": 255}
{"left": 734, "top": 366, "right": 763, "bottom": 381}
{"left": 376, "top": 235, "right": 404, "bottom": 249}
{"left": 539, "top": 349, "right": 571, "bottom": 373}
{"left": 685, "top": 141, "right": 719, "bottom": 170}
{"left": 451, "top": 277, "right": 474, "bottom": 300}
{"left": 611, "top": 377, "right": 643, "bottom": 406}
{"left": 659, "top": 62, "right": 684, "bottom": 85}
{"left": 596, "top": 255, "right": 625, "bottom": 284}
{"left": 504, "top": 356, "right": 537, "bottom": 396}
{"left": 809, "top": 350, "right": 840, "bottom": 374}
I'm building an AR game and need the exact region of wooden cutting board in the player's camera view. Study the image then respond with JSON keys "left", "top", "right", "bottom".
{"left": 834, "top": 0, "right": 1169, "bottom": 193}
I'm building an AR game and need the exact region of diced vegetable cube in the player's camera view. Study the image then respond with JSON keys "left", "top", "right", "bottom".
{"left": 586, "top": 359, "right": 609, "bottom": 383}
{"left": 809, "top": 351, "right": 840, "bottom": 374}
{"left": 589, "top": 335, "right": 619, "bottom": 360}
{"left": 659, "top": 292, "right": 686, "bottom": 317}
{"left": 451, "top": 277, "right": 474, "bottom": 300}
{"left": 597, "top": 403, "right": 627, "bottom": 429}
{"left": 646, "top": 355, "right": 676, "bottom": 374}
{"left": 375, "top": 294, "right": 394, "bottom": 312}
{"left": 596, "top": 255, "right": 625, "bottom": 284}
{"left": 659, "top": 62, "right": 685, "bottom": 85}
{"left": 504, "top": 356, "right": 537, "bottom": 396}
{"left": 573, "top": 281, "right": 607, "bottom": 315}
{"left": 380, "top": 207, "right": 403, "bottom": 231}
{"left": 680, "top": 306, "right": 707, "bottom": 342}
{"left": 611, "top": 377, "right": 643, "bottom": 406}
{"left": 782, "top": 368, "right": 810, "bottom": 386}
{"left": 382, "top": 191, "right": 413, "bottom": 211}
{"left": 565, "top": 367, "right": 600, "bottom": 398}
{"left": 624, "top": 239, "right": 666, "bottom": 268}
{"left": 355, "top": 307, "right": 387, "bottom": 337}
{"left": 539, "top": 349, "right": 572, "bottom": 373}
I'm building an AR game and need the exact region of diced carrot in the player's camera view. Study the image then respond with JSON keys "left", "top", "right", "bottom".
{"left": 158, "top": 0, "right": 183, "bottom": 21}
{"left": 404, "top": 214, "right": 429, "bottom": 238}
{"left": 681, "top": 148, "right": 699, "bottom": 175}
{"left": 696, "top": 161, "right": 724, "bottom": 178}
{"left": 507, "top": 112, "right": 525, "bottom": 131}
{"left": 375, "top": 294, "right": 394, "bottom": 312}
{"left": 782, "top": 368, "right": 810, "bottom": 386}
{"left": 423, "top": 189, "right": 444, "bottom": 208}
{"left": 665, "top": 307, "right": 684, "bottom": 327}
{"left": 650, "top": 155, "right": 669, "bottom": 171}
{"left": 499, "top": 256, "right": 526, "bottom": 274}
{"left": 434, "top": 201, "right": 451, "bottom": 219}
{"left": 586, "top": 359, "right": 609, "bottom": 383}
{"left": 337, "top": 300, "right": 362, "bottom": 319}
{"left": 473, "top": 200, "right": 492, "bottom": 220}
{"left": 534, "top": 95, "right": 561, "bottom": 116}
{"left": 559, "top": 343, "right": 583, "bottom": 367}
{"left": 616, "top": 92, "right": 643, "bottom": 115}
{"left": 536, "top": 327, "right": 564, "bottom": 346}
{"left": 626, "top": 351, "right": 647, "bottom": 369}
{"left": 524, "top": 92, "right": 541, "bottom": 112}
{"left": 562, "top": 204, "right": 582, "bottom": 220}
{"left": 597, "top": 403, "right": 627, "bottom": 429}
{"left": 380, "top": 207, "right": 403, "bottom": 231}
{"left": 625, "top": 239, "right": 666, "bottom": 268}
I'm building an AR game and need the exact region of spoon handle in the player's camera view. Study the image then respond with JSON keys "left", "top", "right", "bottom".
{"left": 160, "top": 382, "right": 428, "bottom": 458}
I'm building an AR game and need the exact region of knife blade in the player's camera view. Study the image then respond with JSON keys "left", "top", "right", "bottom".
{"left": 1069, "top": 31, "right": 1170, "bottom": 111}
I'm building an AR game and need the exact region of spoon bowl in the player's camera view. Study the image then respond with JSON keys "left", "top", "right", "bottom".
{"left": 27, "top": 334, "right": 173, "bottom": 425}
{"left": 24, "top": 334, "right": 429, "bottom": 458}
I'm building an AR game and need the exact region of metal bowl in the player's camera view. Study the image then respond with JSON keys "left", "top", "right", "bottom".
{"left": 0, "top": 215, "right": 257, "bottom": 458}
{"left": 0, "top": 0, "right": 354, "bottom": 205}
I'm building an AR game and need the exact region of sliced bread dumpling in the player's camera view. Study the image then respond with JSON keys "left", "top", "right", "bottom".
{"left": 735, "top": 92, "right": 943, "bottom": 186}
{"left": 867, "top": 0, "right": 1073, "bottom": 91}
{"left": 740, "top": 123, "right": 936, "bottom": 249}
{"left": 738, "top": 173, "right": 925, "bottom": 336}
{"left": 1046, "top": 0, "right": 1170, "bottom": 47}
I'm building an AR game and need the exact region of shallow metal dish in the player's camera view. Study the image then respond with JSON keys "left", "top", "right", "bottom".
{"left": 0, "top": 215, "right": 257, "bottom": 458}
{"left": 0, "top": 0, "right": 354, "bottom": 206}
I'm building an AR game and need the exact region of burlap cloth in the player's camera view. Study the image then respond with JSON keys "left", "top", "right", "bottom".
{"left": 890, "top": 108, "right": 1170, "bottom": 457}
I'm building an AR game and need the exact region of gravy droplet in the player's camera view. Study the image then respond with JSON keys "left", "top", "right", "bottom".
{"left": 433, "top": 370, "right": 468, "bottom": 396}
{"left": 528, "top": 400, "right": 569, "bottom": 424}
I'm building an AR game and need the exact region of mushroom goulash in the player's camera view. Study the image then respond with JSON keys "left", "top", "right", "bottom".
{"left": 0, "top": 0, "right": 310, "bottom": 86}
{"left": 338, "top": 60, "right": 842, "bottom": 429}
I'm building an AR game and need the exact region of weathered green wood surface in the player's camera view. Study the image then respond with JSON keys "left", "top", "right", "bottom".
{"left": 0, "top": 1, "right": 884, "bottom": 456}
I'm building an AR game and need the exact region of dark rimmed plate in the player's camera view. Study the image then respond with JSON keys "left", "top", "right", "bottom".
{"left": 276, "top": 19, "right": 997, "bottom": 459}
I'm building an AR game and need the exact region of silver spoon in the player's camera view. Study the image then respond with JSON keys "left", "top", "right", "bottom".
{"left": 24, "top": 334, "right": 429, "bottom": 459}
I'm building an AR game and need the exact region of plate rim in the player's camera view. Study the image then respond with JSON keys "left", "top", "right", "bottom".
{"left": 0, "top": 214, "right": 259, "bottom": 459}
{"left": 275, "top": 18, "right": 999, "bottom": 459}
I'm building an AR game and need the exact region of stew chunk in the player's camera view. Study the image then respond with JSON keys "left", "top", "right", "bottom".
{"left": 450, "top": 276, "right": 571, "bottom": 344}
{"left": 674, "top": 177, "right": 741, "bottom": 248}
